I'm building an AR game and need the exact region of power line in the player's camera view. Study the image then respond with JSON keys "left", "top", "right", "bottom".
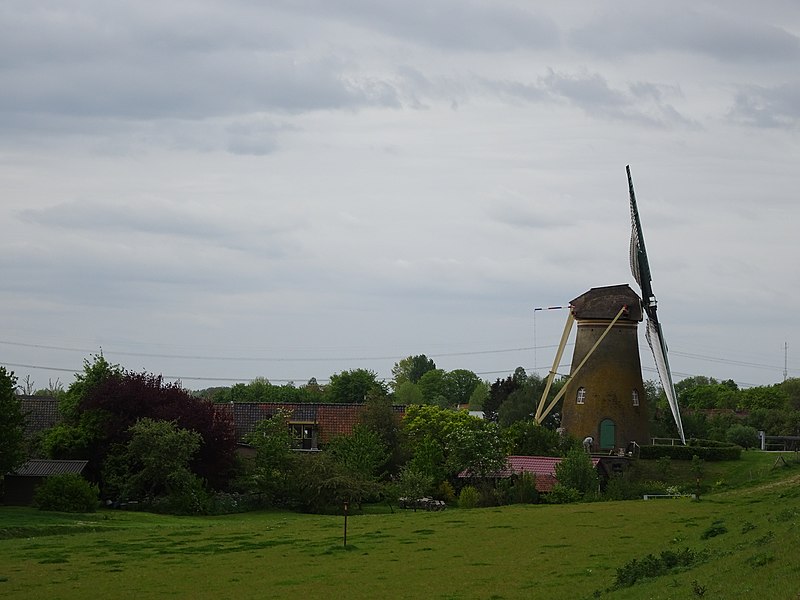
{"left": 0, "top": 338, "right": 554, "bottom": 362}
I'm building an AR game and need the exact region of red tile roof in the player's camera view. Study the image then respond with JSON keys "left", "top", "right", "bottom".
{"left": 220, "top": 402, "right": 405, "bottom": 444}
{"left": 459, "top": 455, "right": 602, "bottom": 493}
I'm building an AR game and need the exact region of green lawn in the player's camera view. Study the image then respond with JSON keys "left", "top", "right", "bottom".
{"left": 2, "top": 452, "right": 799, "bottom": 599}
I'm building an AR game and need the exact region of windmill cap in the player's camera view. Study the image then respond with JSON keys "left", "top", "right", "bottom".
{"left": 570, "top": 284, "right": 643, "bottom": 322}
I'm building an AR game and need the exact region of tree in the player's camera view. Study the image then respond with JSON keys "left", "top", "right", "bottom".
{"left": 725, "top": 424, "right": 759, "bottom": 449}
{"left": 497, "top": 375, "right": 548, "bottom": 427}
{"left": 359, "top": 395, "right": 405, "bottom": 474}
{"left": 781, "top": 378, "right": 800, "bottom": 411}
{"left": 484, "top": 374, "right": 521, "bottom": 422}
{"left": 446, "top": 421, "right": 507, "bottom": 479}
{"left": 402, "top": 404, "right": 505, "bottom": 481}
{"left": 0, "top": 367, "right": 26, "bottom": 482}
{"left": 737, "top": 385, "right": 787, "bottom": 411}
{"left": 390, "top": 465, "right": 434, "bottom": 505}
{"left": 468, "top": 381, "right": 489, "bottom": 410}
{"left": 211, "top": 377, "right": 322, "bottom": 404}
{"left": 288, "top": 452, "right": 381, "bottom": 513}
{"left": 243, "top": 410, "right": 294, "bottom": 503}
{"left": 394, "top": 380, "right": 423, "bottom": 405}
{"left": 104, "top": 418, "right": 205, "bottom": 513}
{"left": 42, "top": 357, "right": 237, "bottom": 492}
{"left": 417, "top": 369, "right": 451, "bottom": 406}
{"left": 327, "top": 425, "right": 389, "bottom": 480}
{"left": 505, "top": 420, "right": 561, "bottom": 456}
{"left": 443, "top": 369, "right": 482, "bottom": 406}
{"left": 326, "top": 369, "right": 388, "bottom": 404}
{"left": 391, "top": 355, "right": 436, "bottom": 389}
{"left": 554, "top": 448, "right": 598, "bottom": 498}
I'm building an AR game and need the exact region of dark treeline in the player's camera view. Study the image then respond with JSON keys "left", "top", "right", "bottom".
{"left": 7, "top": 352, "right": 800, "bottom": 517}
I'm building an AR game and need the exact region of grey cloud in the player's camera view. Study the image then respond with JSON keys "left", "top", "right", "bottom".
{"left": 1, "top": 53, "right": 394, "bottom": 121}
{"left": 570, "top": 5, "right": 800, "bottom": 63}
{"left": 486, "top": 200, "right": 577, "bottom": 231}
{"left": 488, "top": 69, "right": 696, "bottom": 128}
{"left": 20, "top": 200, "right": 235, "bottom": 239}
{"left": 273, "top": 0, "right": 560, "bottom": 52}
{"left": 0, "top": 2, "right": 292, "bottom": 69}
{"left": 728, "top": 82, "right": 800, "bottom": 128}
{"left": 17, "top": 198, "right": 305, "bottom": 257}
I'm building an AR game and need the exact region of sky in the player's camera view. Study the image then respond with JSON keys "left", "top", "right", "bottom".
{"left": 1, "top": 0, "right": 798, "bottom": 393}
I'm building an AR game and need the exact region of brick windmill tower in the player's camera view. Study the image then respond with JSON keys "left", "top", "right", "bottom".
{"left": 535, "top": 167, "right": 685, "bottom": 450}
{"left": 560, "top": 284, "right": 648, "bottom": 451}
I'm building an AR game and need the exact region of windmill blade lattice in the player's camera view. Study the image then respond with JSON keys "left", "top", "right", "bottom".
{"left": 627, "top": 166, "right": 686, "bottom": 443}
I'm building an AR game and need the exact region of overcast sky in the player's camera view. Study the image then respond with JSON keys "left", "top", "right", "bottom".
{"left": 2, "top": 0, "right": 798, "bottom": 392}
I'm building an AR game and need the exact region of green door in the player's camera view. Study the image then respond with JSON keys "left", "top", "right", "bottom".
{"left": 600, "top": 419, "right": 615, "bottom": 450}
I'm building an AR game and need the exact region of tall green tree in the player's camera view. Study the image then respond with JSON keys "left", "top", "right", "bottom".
{"left": 327, "top": 425, "right": 389, "bottom": 480}
{"left": 104, "top": 418, "right": 205, "bottom": 511}
{"left": 391, "top": 355, "right": 436, "bottom": 389}
{"left": 468, "top": 380, "right": 489, "bottom": 410}
{"left": 359, "top": 395, "right": 406, "bottom": 474}
{"left": 394, "top": 380, "right": 423, "bottom": 405}
{"left": 554, "top": 448, "right": 598, "bottom": 498}
{"left": 0, "top": 367, "right": 26, "bottom": 482}
{"left": 505, "top": 420, "right": 562, "bottom": 456}
{"left": 418, "top": 369, "right": 451, "bottom": 406}
{"left": 444, "top": 369, "right": 482, "bottom": 406}
{"left": 244, "top": 410, "right": 294, "bottom": 503}
{"left": 326, "top": 369, "right": 388, "bottom": 404}
{"left": 402, "top": 404, "right": 506, "bottom": 481}
{"left": 484, "top": 374, "right": 521, "bottom": 422}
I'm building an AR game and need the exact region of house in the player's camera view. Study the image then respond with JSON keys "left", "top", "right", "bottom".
{"left": 220, "top": 402, "right": 406, "bottom": 451}
{"left": 2, "top": 459, "right": 88, "bottom": 506}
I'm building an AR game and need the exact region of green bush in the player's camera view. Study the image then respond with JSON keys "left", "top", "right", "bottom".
{"left": 34, "top": 474, "right": 99, "bottom": 513}
{"left": 636, "top": 480, "right": 670, "bottom": 496}
{"left": 725, "top": 425, "right": 759, "bottom": 449}
{"left": 435, "top": 480, "right": 456, "bottom": 503}
{"left": 503, "top": 472, "right": 539, "bottom": 504}
{"left": 146, "top": 470, "right": 210, "bottom": 515}
{"left": 545, "top": 483, "right": 582, "bottom": 504}
{"left": 554, "top": 448, "right": 599, "bottom": 496}
{"left": 613, "top": 547, "right": 705, "bottom": 588}
{"left": 603, "top": 474, "right": 653, "bottom": 501}
{"left": 687, "top": 438, "right": 735, "bottom": 448}
{"left": 458, "top": 485, "right": 480, "bottom": 509}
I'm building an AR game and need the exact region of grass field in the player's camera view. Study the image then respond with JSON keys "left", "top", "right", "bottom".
{"left": 2, "top": 452, "right": 799, "bottom": 599}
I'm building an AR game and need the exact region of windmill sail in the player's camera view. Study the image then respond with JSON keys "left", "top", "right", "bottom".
{"left": 627, "top": 166, "right": 686, "bottom": 443}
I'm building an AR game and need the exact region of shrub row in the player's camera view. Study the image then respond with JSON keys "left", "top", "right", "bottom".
{"left": 640, "top": 443, "right": 741, "bottom": 461}
{"left": 686, "top": 438, "right": 737, "bottom": 448}
{"left": 613, "top": 547, "right": 706, "bottom": 588}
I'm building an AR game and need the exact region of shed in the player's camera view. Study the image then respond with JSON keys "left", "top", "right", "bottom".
{"left": 3, "top": 459, "right": 88, "bottom": 506}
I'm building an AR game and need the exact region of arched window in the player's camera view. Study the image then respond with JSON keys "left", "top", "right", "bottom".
{"left": 576, "top": 387, "right": 586, "bottom": 404}
{"left": 632, "top": 389, "right": 640, "bottom": 406}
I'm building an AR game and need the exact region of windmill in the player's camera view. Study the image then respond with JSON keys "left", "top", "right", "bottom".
{"left": 534, "top": 166, "right": 685, "bottom": 449}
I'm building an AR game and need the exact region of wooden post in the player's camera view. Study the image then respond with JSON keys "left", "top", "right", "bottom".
{"left": 343, "top": 501, "right": 349, "bottom": 548}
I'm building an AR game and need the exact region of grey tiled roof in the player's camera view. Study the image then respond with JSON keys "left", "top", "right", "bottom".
{"left": 19, "top": 396, "right": 62, "bottom": 437}
{"left": 11, "top": 459, "right": 88, "bottom": 477}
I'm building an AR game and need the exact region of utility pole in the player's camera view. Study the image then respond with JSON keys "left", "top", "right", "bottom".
{"left": 784, "top": 342, "right": 789, "bottom": 382}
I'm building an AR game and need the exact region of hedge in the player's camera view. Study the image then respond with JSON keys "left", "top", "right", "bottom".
{"left": 640, "top": 443, "right": 741, "bottom": 461}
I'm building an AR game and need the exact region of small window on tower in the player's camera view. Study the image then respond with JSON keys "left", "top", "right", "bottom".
{"left": 576, "top": 387, "right": 586, "bottom": 404}
{"left": 632, "top": 389, "right": 640, "bottom": 406}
